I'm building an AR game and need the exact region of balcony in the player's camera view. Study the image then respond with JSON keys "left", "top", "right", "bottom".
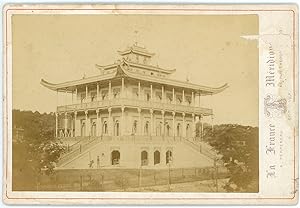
{"left": 57, "top": 98, "right": 213, "bottom": 115}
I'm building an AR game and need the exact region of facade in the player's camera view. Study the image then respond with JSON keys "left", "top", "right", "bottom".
{"left": 41, "top": 44, "right": 228, "bottom": 169}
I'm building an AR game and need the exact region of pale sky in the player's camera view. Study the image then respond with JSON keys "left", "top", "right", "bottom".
{"left": 12, "top": 14, "right": 258, "bottom": 126}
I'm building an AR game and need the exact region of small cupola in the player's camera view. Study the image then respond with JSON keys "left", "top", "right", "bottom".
{"left": 118, "top": 43, "right": 155, "bottom": 65}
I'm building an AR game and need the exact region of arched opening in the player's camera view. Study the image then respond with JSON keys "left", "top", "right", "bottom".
{"left": 176, "top": 123, "right": 181, "bottom": 137}
{"left": 166, "top": 150, "right": 173, "bottom": 164}
{"left": 144, "top": 121, "right": 149, "bottom": 135}
{"left": 91, "top": 121, "right": 96, "bottom": 137}
{"left": 111, "top": 150, "right": 120, "bottom": 165}
{"left": 154, "top": 150, "right": 160, "bottom": 165}
{"left": 102, "top": 121, "right": 108, "bottom": 135}
{"left": 156, "top": 122, "right": 162, "bottom": 136}
{"left": 165, "top": 123, "right": 171, "bottom": 136}
{"left": 186, "top": 124, "right": 190, "bottom": 137}
{"left": 114, "top": 120, "right": 120, "bottom": 136}
{"left": 141, "top": 151, "right": 148, "bottom": 166}
{"left": 81, "top": 121, "right": 86, "bottom": 137}
{"left": 132, "top": 120, "right": 138, "bottom": 135}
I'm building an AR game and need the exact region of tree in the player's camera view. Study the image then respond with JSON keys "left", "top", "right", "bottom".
{"left": 12, "top": 110, "right": 65, "bottom": 190}
{"left": 205, "top": 124, "right": 259, "bottom": 192}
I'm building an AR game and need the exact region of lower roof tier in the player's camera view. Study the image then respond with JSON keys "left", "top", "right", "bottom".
{"left": 41, "top": 60, "right": 228, "bottom": 96}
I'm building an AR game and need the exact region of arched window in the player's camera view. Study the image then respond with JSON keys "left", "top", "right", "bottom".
{"left": 141, "top": 151, "right": 148, "bottom": 166}
{"left": 114, "top": 120, "right": 120, "bottom": 136}
{"left": 154, "top": 150, "right": 160, "bottom": 165}
{"left": 165, "top": 123, "right": 171, "bottom": 136}
{"left": 156, "top": 122, "right": 162, "bottom": 136}
{"left": 102, "top": 121, "right": 108, "bottom": 135}
{"left": 111, "top": 150, "right": 120, "bottom": 165}
{"left": 176, "top": 123, "right": 181, "bottom": 137}
{"left": 132, "top": 120, "right": 138, "bottom": 135}
{"left": 144, "top": 121, "right": 149, "bottom": 135}
{"left": 91, "top": 121, "right": 97, "bottom": 137}
{"left": 186, "top": 124, "right": 190, "bottom": 137}
{"left": 166, "top": 150, "right": 173, "bottom": 164}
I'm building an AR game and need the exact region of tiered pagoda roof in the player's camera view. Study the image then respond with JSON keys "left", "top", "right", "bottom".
{"left": 41, "top": 45, "right": 228, "bottom": 95}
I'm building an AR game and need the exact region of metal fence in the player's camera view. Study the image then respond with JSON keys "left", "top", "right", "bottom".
{"left": 36, "top": 166, "right": 229, "bottom": 192}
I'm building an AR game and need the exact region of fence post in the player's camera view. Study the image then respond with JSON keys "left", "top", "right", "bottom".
{"left": 138, "top": 166, "right": 142, "bottom": 191}
{"left": 214, "top": 158, "right": 218, "bottom": 192}
{"left": 168, "top": 162, "right": 171, "bottom": 191}
{"left": 101, "top": 174, "right": 104, "bottom": 190}
{"left": 80, "top": 175, "right": 83, "bottom": 191}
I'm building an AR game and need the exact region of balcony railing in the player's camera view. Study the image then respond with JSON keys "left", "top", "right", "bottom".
{"left": 57, "top": 98, "right": 212, "bottom": 115}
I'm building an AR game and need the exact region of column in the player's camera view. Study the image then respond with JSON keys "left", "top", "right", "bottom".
{"left": 65, "top": 89, "right": 68, "bottom": 105}
{"left": 108, "top": 107, "right": 112, "bottom": 136}
{"left": 161, "top": 110, "right": 165, "bottom": 137}
{"left": 182, "top": 113, "right": 186, "bottom": 138}
{"left": 182, "top": 89, "right": 185, "bottom": 105}
{"left": 121, "top": 107, "right": 125, "bottom": 136}
{"left": 85, "top": 110, "right": 88, "bottom": 137}
{"left": 200, "top": 114, "right": 204, "bottom": 141}
{"left": 96, "top": 83, "right": 99, "bottom": 101}
{"left": 75, "top": 87, "right": 78, "bottom": 104}
{"left": 138, "top": 108, "right": 142, "bottom": 135}
{"left": 121, "top": 78, "right": 124, "bottom": 98}
{"left": 72, "top": 90, "right": 74, "bottom": 104}
{"left": 64, "top": 112, "right": 68, "bottom": 137}
{"left": 150, "top": 84, "right": 153, "bottom": 101}
{"left": 172, "top": 88, "right": 175, "bottom": 104}
{"left": 198, "top": 92, "right": 201, "bottom": 107}
{"left": 192, "top": 113, "right": 196, "bottom": 138}
{"left": 172, "top": 111, "right": 175, "bottom": 137}
{"left": 96, "top": 109, "right": 100, "bottom": 136}
{"left": 161, "top": 85, "right": 164, "bottom": 102}
{"left": 74, "top": 111, "right": 77, "bottom": 137}
{"left": 55, "top": 113, "right": 58, "bottom": 138}
{"left": 161, "top": 148, "right": 166, "bottom": 165}
{"left": 150, "top": 109, "right": 153, "bottom": 136}
{"left": 70, "top": 114, "right": 74, "bottom": 137}
{"left": 108, "top": 81, "right": 112, "bottom": 100}
{"left": 191, "top": 91, "right": 194, "bottom": 106}
{"left": 148, "top": 150, "right": 153, "bottom": 166}
{"left": 138, "top": 81, "right": 141, "bottom": 100}
{"left": 85, "top": 85, "right": 88, "bottom": 103}
{"left": 56, "top": 90, "right": 59, "bottom": 107}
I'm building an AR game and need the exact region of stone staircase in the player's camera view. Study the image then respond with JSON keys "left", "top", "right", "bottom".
{"left": 57, "top": 137, "right": 104, "bottom": 167}
{"left": 56, "top": 136, "right": 221, "bottom": 168}
{"left": 182, "top": 139, "right": 219, "bottom": 161}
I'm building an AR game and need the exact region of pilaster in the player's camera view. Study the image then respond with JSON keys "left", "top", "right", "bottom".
{"left": 85, "top": 110, "right": 89, "bottom": 137}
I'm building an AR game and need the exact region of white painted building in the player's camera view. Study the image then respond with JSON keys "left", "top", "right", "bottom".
{"left": 41, "top": 44, "right": 228, "bottom": 169}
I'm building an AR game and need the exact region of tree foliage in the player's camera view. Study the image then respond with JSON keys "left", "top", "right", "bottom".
{"left": 204, "top": 124, "right": 259, "bottom": 192}
{"left": 12, "top": 110, "right": 65, "bottom": 190}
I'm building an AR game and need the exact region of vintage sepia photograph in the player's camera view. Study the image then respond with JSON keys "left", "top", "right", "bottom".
{"left": 10, "top": 13, "right": 260, "bottom": 193}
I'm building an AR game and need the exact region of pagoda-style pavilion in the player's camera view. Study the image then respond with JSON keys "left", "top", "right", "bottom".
{"left": 41, "top": 44, "right": 228, "bottom": 169}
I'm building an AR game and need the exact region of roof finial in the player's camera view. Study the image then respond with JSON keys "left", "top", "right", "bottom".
{"left": 186, "top": 70, "right": 190, "bottom": 82}
{"left": 134, "top": 30, "right": 139, "bottom": 46}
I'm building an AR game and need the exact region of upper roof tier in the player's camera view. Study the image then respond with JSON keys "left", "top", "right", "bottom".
{"left": 97, "top": 44, "right": 175, "bottom": 76}
{"left": 118, "top": 44, "right": 155, "bottom": 57}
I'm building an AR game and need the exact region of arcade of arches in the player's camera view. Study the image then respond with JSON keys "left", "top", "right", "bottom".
{"left": 110, "top": 149, "right": 173, "bottom": 166}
